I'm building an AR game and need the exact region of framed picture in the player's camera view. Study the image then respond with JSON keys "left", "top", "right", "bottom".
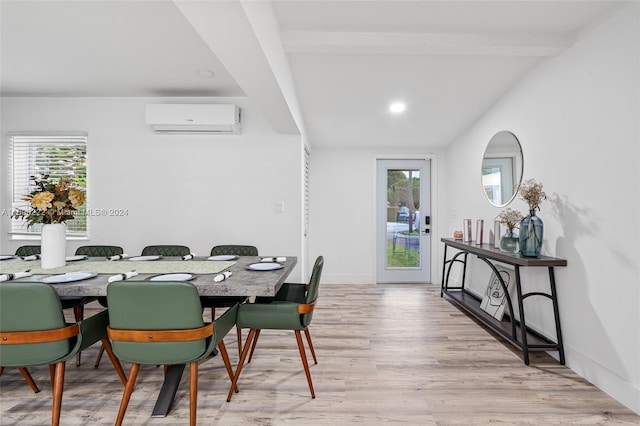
{"left": 480, "top": 265, "right": 515, "bottom": 321}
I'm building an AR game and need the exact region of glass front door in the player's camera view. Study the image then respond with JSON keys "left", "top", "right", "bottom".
{"left": 376, "top": 159, "right": 431, "bottom": 283}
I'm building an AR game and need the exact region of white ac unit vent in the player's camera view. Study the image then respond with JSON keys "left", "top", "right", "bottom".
{"left": 145, "top": 104, "right": 241, "bottom": 134}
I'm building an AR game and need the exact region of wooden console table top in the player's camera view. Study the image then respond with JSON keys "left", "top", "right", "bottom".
{"left": 441, "top": 238, "right": 567, "bottom": 267}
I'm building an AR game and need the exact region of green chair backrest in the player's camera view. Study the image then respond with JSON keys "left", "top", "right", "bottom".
{"left": 303, "top": 256, "right": 324, "bottom": 327}
{"left": 15, "top": 245, "right": 41, "bottom": 257}
{"left": 141, "top": 245, "right": 190, "bottom": 257}
{"left": 0, "top": 282, "right": 71, "bottom": 366}
{"left": 210, "top": 245, "right": 258, "bottom": 256}
{"left": 75, "top": 245, "right": 123, "bottom": 257}
{"left": 107, "top": 281, "right": 207, "bottom": 364}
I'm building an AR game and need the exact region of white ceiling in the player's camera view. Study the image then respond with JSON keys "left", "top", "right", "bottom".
{"left": 0, "top": 0, "right": 624, "bottom": 148}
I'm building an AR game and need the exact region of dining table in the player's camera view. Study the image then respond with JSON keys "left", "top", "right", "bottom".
{"left": 0, "top": 254, "right": 297, "bottom": 417}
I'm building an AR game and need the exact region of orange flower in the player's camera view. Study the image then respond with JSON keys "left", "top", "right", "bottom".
{"left": 31, "top": 192, "right": 55, "bottom": 211}
{"left": 68, "top": 188, "right": 85, "bottom": 207}
{"left": 12, "top": 175, "right": 86, "bottom": 226}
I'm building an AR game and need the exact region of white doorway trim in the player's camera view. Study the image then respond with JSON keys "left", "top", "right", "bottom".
{"left": 373, "top": 153, "right": 438, "bottom": 284}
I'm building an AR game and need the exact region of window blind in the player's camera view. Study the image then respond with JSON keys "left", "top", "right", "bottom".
{"left": 9, "top": 133, "right": 88, "bottom": 236}
{"left": 304, "top": 145, "right": 310, "bottom": 238}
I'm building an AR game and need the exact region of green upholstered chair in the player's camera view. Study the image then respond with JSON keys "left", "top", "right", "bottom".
{"left": 202, "top": 245, "right": 257, "bottom": 355}
{"left": 6, "top": 246, "right": 48, "bottom": 391}
{"left": 75, "top": 245, "right": 125, "bottom": 368}
{"left": 248, "top": 255, "right": 324, "bottom": 365}
{"left": 14, "top": 245, "right": 41, "bottom": 257}
{"left": 107, "top": 280, "right": 238, "bottom": 426}
{"left": 15, "top": 245, "right": 98, "bottom": 367}
{"left": 0, "top": 282, "right": 126, "bottom": 426}
{"left": 141, "top": 245, "right": 191, "bottom": 257}
{"left": 226, "top": 256, "right": 324, "bottom": 402}
{"left": 1, "top": 247, "right": 45, "bottom": 392}
{"left": 75, "top": 245, "right": 124, "bottom": 258}
{"left": 211, "top": 245, "right": 259, "bottom": 257}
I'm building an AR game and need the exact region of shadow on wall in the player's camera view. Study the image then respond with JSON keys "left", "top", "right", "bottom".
{"left": 550, "top": 193, "right": 628, "bottom": 381}
{"left": 550, "top": 193, "right": 634, "bottom": 266}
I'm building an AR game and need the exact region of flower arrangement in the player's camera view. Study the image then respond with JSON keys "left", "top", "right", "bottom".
{"left": 518, "top": 178, "right": 548, "bottom": 211}
{"left": 12, "top": 174, "right": 85, "bottom": 226}
{"left": 498, "top": 208, "right": 523, "bottom": 231}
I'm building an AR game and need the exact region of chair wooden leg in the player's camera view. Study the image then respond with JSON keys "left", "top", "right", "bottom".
{"left": 51, "top": 362, "right": 65, "bottom": 426}
{"left": 189, "top": 361, "right": 198, "bottom": 426}
{"left": 227, "top": 328, "right": 256, "bottom": 402}
{"left": 247, "top": 329, "right": 261, "bottom": 363}
{"left": 304, "top": 328, "right": 318, "bottom": 364}
{"left": 218, "top": 340, "right": 238, "bottom": 393}
{"left": 101, "top": 338, "right": 127, "bottom": 385}
{"left": 116, "top": 363, "right": 140, "bottom": 426}
{"left": 18, "top": 367, "right": 40, "bottom": 393}
{"left": 94, "top": 344, "right": 105, "bottom": 368}
{"left": 236, "top": 327, "right": 243, "bottom": 356}
{"left": 49, "top": 364, "right": 56, "bottom": 392}
{"left": 295, "top": 330, "right": 315, "bottom": 398}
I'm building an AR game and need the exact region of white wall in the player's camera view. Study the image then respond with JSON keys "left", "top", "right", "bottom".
{"left": 444, "top": 4, "right": 639, "bottom": 414}
{"left": 0, "top": 97, "right": 305, "bottom": 281}
{"left": 310, "top": 147, "right": 445, "bottom": 284}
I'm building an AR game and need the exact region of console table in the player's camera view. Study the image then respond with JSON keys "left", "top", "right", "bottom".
{"left": 440, "top": 238, "right": 567, "bottom": 365}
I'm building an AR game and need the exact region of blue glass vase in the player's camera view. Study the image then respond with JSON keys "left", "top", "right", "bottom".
{"left": 499, "top": 229, "right": 519, "bottom": 253}
{"left": 519, "top": 210, "right": 543, "bottom": 257}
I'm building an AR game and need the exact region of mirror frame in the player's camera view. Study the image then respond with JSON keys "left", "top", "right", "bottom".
{"left": 481, "top": 131, "right": 523, "bottom": 207}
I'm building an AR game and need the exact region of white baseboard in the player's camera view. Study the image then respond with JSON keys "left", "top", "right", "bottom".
{"left": 321, "top": 273, "right": 376, "bottom": 284}
{"left": 564, "top": 344, "right": 640, "bottom": 415}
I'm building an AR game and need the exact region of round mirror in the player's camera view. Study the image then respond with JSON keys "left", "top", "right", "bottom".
{"left": 481, "top": 131, "right": 523, "bottom": 207}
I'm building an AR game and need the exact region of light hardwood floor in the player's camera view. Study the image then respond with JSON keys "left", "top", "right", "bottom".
{"left": 1, "top": 284, "right": 638, "bottom": 425}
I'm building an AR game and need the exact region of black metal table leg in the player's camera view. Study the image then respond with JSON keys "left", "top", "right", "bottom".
{"left": 548, "top": 267, "right": 565, "bottom": 365}
{"left": 440, "top": 245, "right": 449, "bottom": 296}
{"left": 151, "top": 364, "right": 185, "bottom": 418}
{"left": 514, "top": 265, "right": 530, "bottom": 365}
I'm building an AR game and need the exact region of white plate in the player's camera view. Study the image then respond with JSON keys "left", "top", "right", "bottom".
{"left": 42, "top": 271, "right": 97, "bottom": 284}
{"left": 129, "top": 255, "right": 161, "bottom": 261}
{"left": 247, "top": 262, "right": 283, "bottom": 271}
{"left": 66, "top": 255, "right": 88, "bottom": 262}
{"left": 208, "top": 255, "right": 238, "bottom": 261}
{"left": 149, "top": 273, "right": 194, "bottom": 282}
{"left": 0, "top": 255, "right": 16, "bottom": 261}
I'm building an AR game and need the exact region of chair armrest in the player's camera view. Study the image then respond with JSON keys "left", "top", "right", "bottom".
{"left": 255, "top": 283, "right": 306, "bottom": 304}
{"left": 236, "top": 302, "right": 304, "bottom": 330}
{"left": 78, "top": 310, "right": 110, "bottom": 352}
{"left": 213, "top": 303, "right": 239, "bottom": 346}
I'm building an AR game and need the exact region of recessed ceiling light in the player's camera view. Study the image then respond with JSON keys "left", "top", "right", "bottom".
{"left": 389, "top": 102, "right": 406, "bottom": 114}
{"left": 195, "top": 69, "right": 215, "bottom": 78}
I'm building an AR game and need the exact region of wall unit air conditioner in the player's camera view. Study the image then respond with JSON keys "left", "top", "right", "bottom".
{"left": 145, "top": 104, "right": 241, "bottom": 134}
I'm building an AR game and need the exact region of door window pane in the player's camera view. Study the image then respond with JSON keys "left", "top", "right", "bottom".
{"left": 386, "top": 169, "right": 420, "bottom": 268}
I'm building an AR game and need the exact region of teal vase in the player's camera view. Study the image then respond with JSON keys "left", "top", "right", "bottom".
{"left": 499, "top": 229, "right": 519, "bottom": 253}
{"left": 519, "top": 210, "right": 543, "bottom": 257}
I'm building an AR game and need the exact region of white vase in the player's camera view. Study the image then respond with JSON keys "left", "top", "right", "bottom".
{"left": 41, "top": 223, "right": 67, "bottom": 268}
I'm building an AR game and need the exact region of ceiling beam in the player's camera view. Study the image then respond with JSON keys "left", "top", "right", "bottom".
{"left": 282, "top": 31, "right": 574, "bottom": 57}
{"left": 174, "top": 0, "right": 300, "bottom": 135}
